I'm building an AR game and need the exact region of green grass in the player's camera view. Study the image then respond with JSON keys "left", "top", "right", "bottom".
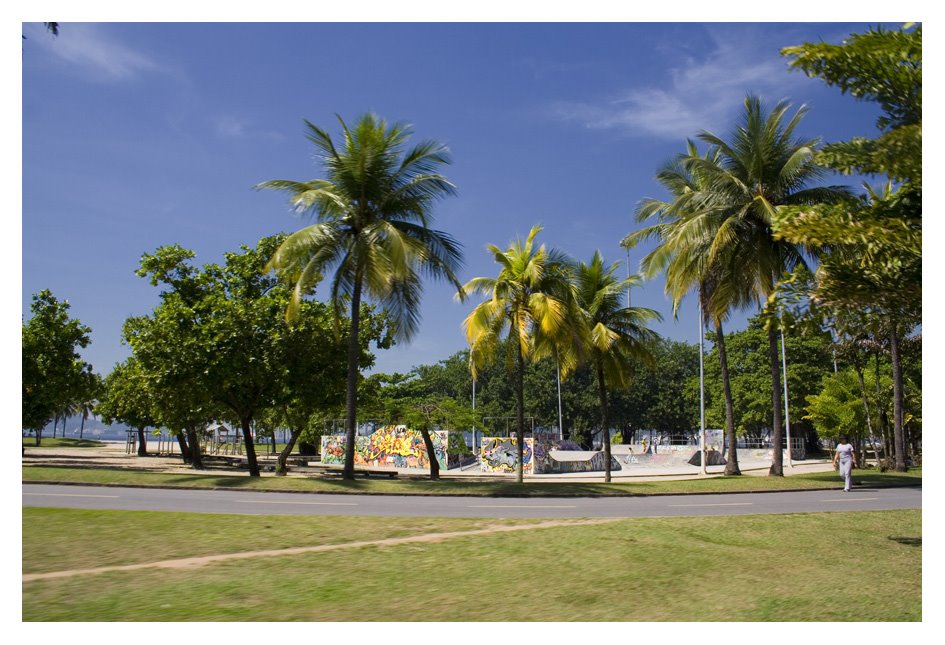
{"left": 23, "top": 465, "right": 922, "bottom": 497}
{"left": 22, "top": 437, "right": 106, "bottom": 448}
{"left": 22, "top": 508, "right": 921, "bottom": 621}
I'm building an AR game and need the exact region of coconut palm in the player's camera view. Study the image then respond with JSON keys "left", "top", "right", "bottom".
{"left": 573, "top": 252, "right": 661, "bottom": 482}
{"left": 690, "top": 95, "right": 852, "bottom": 475}
{"left": 626, "top": 142, "right": 749, "bottom": 476}
{"left": 258, "top": 114, "right": 464, "bottom": 480}
{"left": 461, "top": 225, "right": 577, "bottom": 484}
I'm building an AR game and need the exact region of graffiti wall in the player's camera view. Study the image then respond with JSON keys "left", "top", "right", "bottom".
{"left": 480, "top": 437, "right": 533, "bottom": 474}
{"left": 320, "top": 426, "right": 452, "bottom": 470}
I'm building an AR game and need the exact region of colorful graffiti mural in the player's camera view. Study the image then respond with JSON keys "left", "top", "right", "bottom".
{"left": 480, "top": 437, "right": 533, "bottom": 473}
{"left": 320, "top": 426, "right": 467, "bottom": 470}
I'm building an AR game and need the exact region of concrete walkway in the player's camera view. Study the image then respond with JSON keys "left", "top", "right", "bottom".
{"left": 22, "top": 441, "right": 837, "bottom": 482}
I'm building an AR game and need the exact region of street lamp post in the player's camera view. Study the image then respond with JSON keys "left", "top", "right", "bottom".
{"left": 472, "top": 377, "right": 477, "bottom": 454}
{"left": 780, "top": 326, "right": 793, "bottom": 468}
{"left": 698, "top": 289, "right": 707, "bottom": 476}
{"left": 556, "top": 362, "right": 563, "bottom": 441}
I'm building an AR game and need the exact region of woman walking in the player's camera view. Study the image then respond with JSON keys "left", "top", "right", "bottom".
{"left": 833, "top": 435, "right": 858, "bottom": 492}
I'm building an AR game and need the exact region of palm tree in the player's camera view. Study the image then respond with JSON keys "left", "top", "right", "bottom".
{"left": 689, "top": 95, "right": 852, "bottom": 475}
{"left": 573, "top": 252, "right": 661, "bottom": 482}
{"left": 626, "top": 142, "right": 749, "bottom": 476}
{"left": 461, "top": 225, "right": 577, "bottom": 484}
{"left": 259, "top": 114, "right": 464, "bottom": 480}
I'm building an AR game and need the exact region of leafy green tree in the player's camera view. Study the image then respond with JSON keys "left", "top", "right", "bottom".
{"left": 97, "top": 358, "right": 158, "bottom": 456}
{"left": 259, "top": 114, "right": 463, "bottom": 480}
{"left": 573, "top": 252, "right": 660, "bottom": 481}
{"left": 75, "top": 370, "right": 103, "bottom": 439}
{"left": 702, "top": 316, "right": 834, "bottom": 451}
{"left": 804, "top": 368, "right": 886, "bottom": 447}
{"left": 129, "top": 236, "right": 391, "bottom": 476}
{"left": 22, "top": 290, "right": 92, "bottom": 445}
{"left": 462, "top": 225, "right": 578, "bottom": 483}
{"left": 777, "top": 24, "right": 921, "bottom": 471}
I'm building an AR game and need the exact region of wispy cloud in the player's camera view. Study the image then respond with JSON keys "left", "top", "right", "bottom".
{"left": 24, "top": 22, "right": 162, "bottom": 82}
{"left": 212, "top": 115, "right": 285, "bottom": 142}
{"left": 550, "top": 26, "right": 810, "bottom": 140}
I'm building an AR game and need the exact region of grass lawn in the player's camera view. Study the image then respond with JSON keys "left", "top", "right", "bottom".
{"left": 22, "top": 507, "right": 921, "bottom": 621}
{"left": 23, "top": 465, "right": 922, "bottom": 497}
{"left": 22, "top": 437, "right": 106, "bottom": 448}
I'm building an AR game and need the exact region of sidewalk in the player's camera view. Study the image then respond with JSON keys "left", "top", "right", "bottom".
{"left": 22, "top": 441, "right": 837, "bottom": 482}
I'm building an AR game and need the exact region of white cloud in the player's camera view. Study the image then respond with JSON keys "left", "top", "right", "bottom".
{"left": 24, "top": 22, "right": 162, "bottom": 82}
{"left": 213, "top": 115, "right": 248, "bottom": 138}
{"left": 211, "top": 115, "right": 285, "bottom": 142}
{"left": 551, "top": 27, "right": 809, "bottom": 140}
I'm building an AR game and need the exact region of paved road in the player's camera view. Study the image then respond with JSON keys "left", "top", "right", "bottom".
{"left": 22, "top": 484, "right": 921, "bottom": 519}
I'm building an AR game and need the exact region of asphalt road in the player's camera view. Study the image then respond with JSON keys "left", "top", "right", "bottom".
{"left": 22, "top": 484, "right": 922, "bottom": 519}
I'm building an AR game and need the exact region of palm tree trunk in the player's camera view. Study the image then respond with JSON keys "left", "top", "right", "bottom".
{"left": 515, "top": 343, "right": 525, "bottom": 485}
{"left": 717, "top": 321, "right": 740, "bottom": 476}
{"left": 79, "top": 411, "right": 87, "bottom": 439}
{"left": 889, "top": 321, "right": 907, "bottom": 472}
{"left": 343, "top": 278, "right": 364, "bottom": 481}
{"left": 51, "top": 413, "right": 60, "bottom": 440}
{"left": 767, "top": 325, "right": 784, "bottom": 476}
{"left": 276, "top": 428, "right": 302, "bottom": 476}
{"left": 596, "top": 361, "right": 612, "bottom": 483}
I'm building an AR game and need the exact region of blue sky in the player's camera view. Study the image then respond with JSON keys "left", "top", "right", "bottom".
{"left": 21, "top": 20, "right": 892, "bottom": 378}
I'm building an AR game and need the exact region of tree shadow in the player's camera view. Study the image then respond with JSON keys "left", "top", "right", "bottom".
{"left": 888, "top": 536, "right": 921, "bottom": 547}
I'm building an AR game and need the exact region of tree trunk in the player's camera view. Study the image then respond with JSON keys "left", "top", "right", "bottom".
{"left": 717, "top": 320, "right": 740, "bottom": 476}
{"left": 52, "top": 413, "right": 60, "bottom": 440}
{"left": 419, "top": 427, "right": 440, "bottom": 481}
{"left": 889, "top": 322, "right": 907, "bottom": 472}
{"left": 276, "top": 429, "right": 302, "bottom": 476}
{"left": 79, "top": 411, "right": 87, "bottom": 439}
{"left": 515, "top": 343, "right": 526, "bottom": 485}
{"left": 136, "top": 426, "right": 148, "bottom": 456}
{"left": 767, "top": 325, "right": 784, "bottom": 476}
{"left": 177, "top": 432, "right": 191, "bottom": 464}
{"left": 35, "top": 427, "right": 43, "bottom": 446}
{"left": 596, "top": 361, "right": 612, "bottom": 483}
{"left": 343, "top": 277, "right": 364, "bottom": 481}
{"left": 241, "top": 417, "right": 260, "bottom": 477}
{"left": 186, "top": 426, "right": 204, "bottom": 470}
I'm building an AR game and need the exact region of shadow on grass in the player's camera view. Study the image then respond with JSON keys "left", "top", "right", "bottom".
{"left": 888, "top": 536, "right": 921, "bottom": 547}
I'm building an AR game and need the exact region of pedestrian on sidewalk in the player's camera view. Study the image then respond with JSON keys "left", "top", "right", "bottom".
{"left": 833, "top": 435, "right": 858, "bottom": 492}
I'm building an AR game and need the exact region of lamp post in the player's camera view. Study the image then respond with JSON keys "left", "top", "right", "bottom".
{"left": 556, "top": 362, "right": 564, "bottom": 441}
{"left": 780, "top": 326, "right": 793, "bottom": 468}
{"left": 471, "top": 377, "right": 477, "bottom": 454}
{"left": 698, "top": 288, "right": 707, "bottom": 476}
{"left": 626, "top": 246, "right": 632, "bottom": 308}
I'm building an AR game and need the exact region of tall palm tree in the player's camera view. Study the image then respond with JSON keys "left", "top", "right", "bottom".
{"left": 690, "top": 95, "right": 852, "bottom": 475}
{"left": 259, "top": 114, "right": 464, "bottom": 480}
{"left": 461, "top": 225, "right": 577, "bottom": 484}
{"left": 573, "top": 252, "right": 661, "bottom": 482}
{"left": 626, "top": 142, "right": 749, "bottom": 476}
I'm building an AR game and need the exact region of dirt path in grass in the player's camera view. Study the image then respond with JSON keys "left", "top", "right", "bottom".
{"left": 23, "top": 518, "right": 619, "bottom": 583}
